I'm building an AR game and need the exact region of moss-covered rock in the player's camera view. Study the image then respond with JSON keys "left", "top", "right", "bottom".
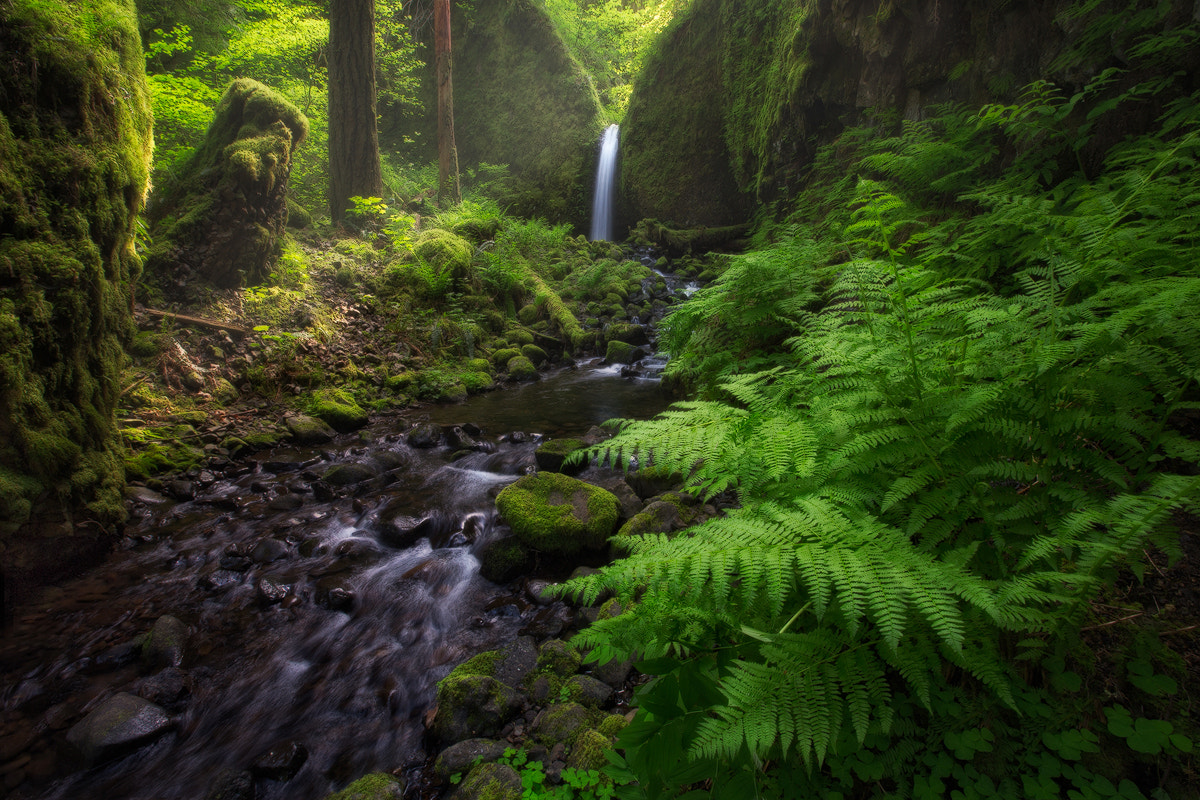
{"left": 534, "top": 438, "right": 587, "bottom": 475}
{"left": 604, "top": 340, "right": 639, "bottom": 365}
{"left": 0, "top": 0, "right": 153, "bottom": 596}
{"left": 322, "top": 772, "right": 405, "bottom": 800}
{"left": 536, "top": 639, "right": 582, "bottom": 678}
{"left": 413, "top": 228, "right": 474, "bottom": 280}
{"left": 531, "top": 701, "right": 594, "bottom": 747}
{"left": 449, "top": 762, "right": 522, "bottom": 800}
{"left": 520, "top": 344, "right": 548, "bottom": 366}
{"left": 432, "top": 674, "right": 523, "bottom": 742}
{"left": 495, "top": 473, "right": 620, "bottom": 554}
{"left": 566, "top": 728, "right": 611, "bottom": 771}
{"left": 309, "top": 388, "right": 368, "bottom": 433}
{"left": 506, "top": 355, "right": 539, "bottom": 382}
{"left": 491, "top": 348, "right": 521, "bottom": 370}
{"left": 478, "top": 537, "right": 530, "bottom": 583}
{"left": 146, "top": 78, "right": 307, "bottom": 291}
{"left": 285, "top": 413, "right": 336, "bottom": 445}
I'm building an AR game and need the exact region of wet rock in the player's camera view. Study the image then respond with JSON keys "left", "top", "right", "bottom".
{"left": 477, "top": 537, "right": 530, "bottom": 583}
{"left": 377, "top": 509, "right": 453, "bottom": 550}
{"left": 143, "top": 614, "right": 189, "bottom": 668}
{"left": 564, "top": 675, "right": 614, "bottom": 708}
{"left": 533, "top": 438, "right": 587, "bottom": 475}
{"left": 530, "top": 702, "right": 592, "bottom": 747}
{"left": 450, "top": 763, "right": 521, "bottom": 800}
{"left": 250, "top": 538, "right": 290, "bottom": 564}
{"left": 220, "top": 544, "right": 253, "bottom": 571}
{"left": 204, "top": 768, "right": 254, "bottom": 800}
{"left": 91, "top": 640, "right": 141, "bottom": 673}
{"left": 589, "top": 653, "right": 635, "bottom": 689}
{"left": 444, "top": 426, "right": 477, "bottom": 451}
{"left": 124, "top": 485, "right": 173, "bottom": 505}
{"left": 257, "top": 577, "right": 292, "bottom": 605}
{"left": 491, "top": 636, "right": 539, "bottom": 688}
{"left": 199, "top": 569, "right": 244, "bottom": 591}
{"left": 433, "top": 738, "right": 508, "bottom": 781}
{"left": 134, "top": 667, "right": 193, "bottom": 711}
{"left": 495, "top": 473, "right": 620, "bottom": 554}
{"left": 323, "top": 462, "right": 379, "bottom": 487}
{"left": 407, "top": 422, "right": 442, "bottom": 448}
{"left": 165, "top": 480, "right": 196, "bottom": 501}
{"left": 431, "top": 674, "right": 522, "bottom": 742}
{"left": 536, "top": 640, "right": 582, "bottom": 677}
{"left": 65, "top": 693, "right": 175, "bottom": 767}
{"left": 286, "top": 414, "right": 336, "bottom": 445}
{"left": 519, "top": 604, "right": 572, "bottom": 639}
{"left": 251, "top": 738, "right": 308, "bottom": 781}
{"left": 523, "top": 578, "right": 555, "bottom": 605}
{"left": 267, "top": 492, "right": 304, "bottom": 511}
{"left": 324, "top": 772, "right": 405, "bottom": 799}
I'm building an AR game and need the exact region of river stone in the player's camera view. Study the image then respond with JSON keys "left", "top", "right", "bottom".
{"left": 134, "top": 667, "right": 193, "bottom": 711}
{"left": 286, "top": 414, "right": 336, "bottom": 444}
{"left": 491, "top": 636, "right": 539, "bottom": 688}
{"left": 431, "top": 674, "right": 523, "bottom": 742}
{"left": 250, "top": 537, "right": 290, "bottom": 564}
{"left": 494, "top": 473, "right": 620, "bottom": 554}
{"left": 323, "top": 772, "right": 406, "bottom": 799}
{"left": 125, "top": 485, "right": 173, "bottom": 505}
{"left": 142, "top": 614, "right": 188, "bottom": 668}
{"left": 531, "top": 702, "right": 593, "bottom": 747}
{"left": 323, "top": 462, "right": 379, "bottom": 487}
{"left": 450, "top": 763, "right": 521, "bottom": 800}
{"left": 267, "top": 492, "right": 304, "bottom": 511}
{"left": 407, "top": 422, "right": 442, "bottom": 448}
{"left": 534, "top": 438, "right": 587, "bottom": 475}
{"left": 251, "top": 738, "right": 308, "bottom": 781}
{"left": 204, "top": 769, "right": 254, "bottom": 800}
{"left": 433, "top": 738, "right": 509, "bottom": 781}
{"left": 565, "top": 674, "right": 614, "bottom": 708}
{"left": 65, "top": 693, "right": 174, "bottom": 766}
{"left": 588, "top": 475, "right": 643, "bottom": 519}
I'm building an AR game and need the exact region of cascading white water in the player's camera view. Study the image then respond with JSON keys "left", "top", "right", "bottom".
{"left": 589, "top": 124, "right": 620, "bottom": 242}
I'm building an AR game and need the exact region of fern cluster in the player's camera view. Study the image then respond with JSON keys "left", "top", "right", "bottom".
{"left": 559, "top": 39, "right": 1200, "bottom": 800}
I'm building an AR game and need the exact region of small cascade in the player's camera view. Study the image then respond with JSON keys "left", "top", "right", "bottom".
{"left": 589, "top": 124, "right": 620, "bottom": 242}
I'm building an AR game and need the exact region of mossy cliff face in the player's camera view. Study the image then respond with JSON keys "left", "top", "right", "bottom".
{"left": 0, "top": 0, "right": 153, "bottom": 595}
{"left": 621, "top": 0, "right": 1200, "bottom": 224}
{"left": 407, "top": 0, "right": 605, "bottom": 227}
{"left": 147, "top": 78, "right": 307, "bottom": 291}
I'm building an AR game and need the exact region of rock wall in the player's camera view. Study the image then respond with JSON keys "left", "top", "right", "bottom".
{"left": 401, "top": 0, "right": 606, "bottom": 228}
{"left": 620, "top": 0, "right": 1200, "bottom": 227}
{"left": 146, "top": 78, "right": 307, "bottom": 293}
{"left": 0, "top": 0, "right": 153, "bottom": 598}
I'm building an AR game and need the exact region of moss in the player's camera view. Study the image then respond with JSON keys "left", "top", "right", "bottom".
{"left": 520, "top": 344, "right": 548, "bottom": 366}
{"left": 536, "top": 639, "right": 582, "bottom": 677}
{"left": 454, "top": 763, "right": 521, "bottom": 800}
{"left": 566, "top": 728, "right": 611, "bottom": 771}
{"left": 309, "top": 388, "right": 368, "bottom": 432}
{"left": 494, "top": 472, "right": 620, "bottom": 554}
{"left": 533, "top": 702, "right": 595, "bottom": 747}
{"left": 460, "top": 371, "right": 495, "bottom": 394}
{"left": 596, "top": 713, "right": 629, "bottom": 739}
{"left": 413, "top": 228, "right": 474, "bottom": 281}
{"left": 506, "top": 329, "right": 535, "bottom": 346}
{"left": 446, "top": 650, "right": 505, "bottom": 682}
{"left": 0, "top": 0, "right": 153, "bottom": 581}
{"left": 491, "top": 348, "right": 521, "bottom": 370}
{"left": 605, "top": 340, "right": 638, "bottom": 365}
{"left": 322, "top": 772, "right": 404, "bottom": 800}
{"left": 479, "top": 538, "right": 530, "bottom": 582}
{"left": 506, "top": 356, "right": 539, "bottom": 382}
{"left": 124, "top": 439, "right": 204, "bottom": 481}
{"left": 465, "top": 357, "right": 492, "bottom": 374}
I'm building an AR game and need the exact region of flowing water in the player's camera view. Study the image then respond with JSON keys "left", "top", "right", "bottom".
{"left": 0, "top": 363, "right": 669, "bottom": 800}
{"left": 589, "top": 125, "right": 620, "bottom": 242}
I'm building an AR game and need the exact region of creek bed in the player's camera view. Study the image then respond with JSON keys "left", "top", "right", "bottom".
{"left": 0, "top": 363, "right": 670, "bottom": 800}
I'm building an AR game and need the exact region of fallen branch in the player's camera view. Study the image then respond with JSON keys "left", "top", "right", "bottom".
{"left": 144, "top": 308, "right": 256, "bottom": 337}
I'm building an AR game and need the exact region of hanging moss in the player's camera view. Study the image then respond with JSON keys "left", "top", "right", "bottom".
{"left": 0, "top": 0, "right": 153, "bottom": 594}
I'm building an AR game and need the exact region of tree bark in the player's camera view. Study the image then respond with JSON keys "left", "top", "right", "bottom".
{"left": 329, "top": 0, "right": 383, "bottom": 222}
{"left": 435, "top": 0, "right": 461, "bottom": 207}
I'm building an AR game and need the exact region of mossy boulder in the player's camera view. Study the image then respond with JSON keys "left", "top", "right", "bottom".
{"left": 506, "top": 355, "right": 539, "bottom": 382}
{"left": 520, "top": 344, "right": 549, "bottom": 366}
{"left": 285, "top": 413, "right": 337, "bottom": 445}
{"left": 146, "top": 78, "right": 307, "bottom": 291}
{"left": 604, "top": 340, "right": 640, "bottom": 365}
{"left": 450, "top": 763, "right": 522, "bottom": 800}
{"left": 604, "top": 322, "right": 648, "bottom": 346}
{"left": 309, "top": 389, "right": 368, "bottom": 433}
{"left": 531, "top": 702, "right": 594, "bottom": 747}
{"left": 566, "top": 728, "right": 611, "bottom": 771}
{"left": 322, "top": 773, "right": 405, "bottom": 800}
{"left": 495, "top": 473, "right": 620, "bottom": 554}
{"left": 478, "top": 537, "right": 530, "bottom": 582}
{"left": 413, "top": 228, "right": 474, "bottom": 280}
{"left": 0, "top": 0, "right": 153, "bottom": 597}
{"left": 536, "top": 639, "right": 582, "bottom": 678}
{"left": 534, "top": 438, "right": 587, "bottom": 475}
{"left": 491, "top": 348, "right": 521, "bottom": 370}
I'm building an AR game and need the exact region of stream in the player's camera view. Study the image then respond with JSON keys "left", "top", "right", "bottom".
{"left": 0, "top": 362, "right": 671, "bottom": 800}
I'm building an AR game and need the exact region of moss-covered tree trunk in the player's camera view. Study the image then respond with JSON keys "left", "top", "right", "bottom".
{"left": 328, "top": 0, "right": 383, "bottom": 222}
{"left": 435, "top": 0, "right": 461, "bottom": 207}
{"left": 0, "top": 0, "right": 153, "bottom": 599}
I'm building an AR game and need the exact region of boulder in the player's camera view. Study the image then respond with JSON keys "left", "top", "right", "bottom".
{"left": 531, "top": 702, "right": 593, "bottom": 747}
{"left": 534, "top": 438, "right": 588, "bottom": 475}
{"left": 142, "top": 614, "right": 189, "bottom": 668}
{"left": 495, "top": 473, "right": 620, "bottom": 554}
{"left": 506, "top": 355, "right": 539, "bottom": 382}
{"left": 285, "top": 414, "right": 336, "bottom": 445}
{"left": 310, "top": 389, "right": 368, "bottom": 433}
{"left": 65, "top": 693, "right": 174, "bottom": 766}
{"left": 433, "top": 738, "right": 509, "bottom": 781}
{"left": 449, "top": 763, "right": 521, "bottom": 800}
{"left": 431, "top": 674, "right": 523, "bottom": 742}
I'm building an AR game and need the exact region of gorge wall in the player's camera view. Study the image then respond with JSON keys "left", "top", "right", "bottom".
{"left": 620, "top": 0, "right": 1200, "bottom": 229}
{"left": 0, "top": 0, "right": 153, "bottom": 600}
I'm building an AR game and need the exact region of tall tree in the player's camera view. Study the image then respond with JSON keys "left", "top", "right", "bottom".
{"left": 435, "top": 0, "right": 461, "bottom": 206}
{"left": 329, "top": 0, "right": 383, "bottom": 222}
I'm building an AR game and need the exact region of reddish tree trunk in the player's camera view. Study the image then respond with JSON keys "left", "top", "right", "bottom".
{"left": 435, "top": 0, "right": 461, "bottom": 207}
{"left": 329, "top": 0, "right": 383, "bottom": 222}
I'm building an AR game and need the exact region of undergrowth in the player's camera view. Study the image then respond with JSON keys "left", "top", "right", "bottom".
{"left": 559, "top": 33, "right": 1200, "bottom": 800}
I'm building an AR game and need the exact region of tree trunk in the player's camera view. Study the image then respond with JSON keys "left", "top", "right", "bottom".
{"left": 329, "top": 0, "right": 383, "bottom": 222}
{"left": 435, "top": 0, "right": 461, "bottom": 207}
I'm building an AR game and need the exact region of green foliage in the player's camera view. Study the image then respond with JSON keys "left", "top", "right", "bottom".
{"left": 559, "top": 72, "right": 1200, "bottom": 798}
{"left": 472, "top": 747, "right": 617, "bottom": 800}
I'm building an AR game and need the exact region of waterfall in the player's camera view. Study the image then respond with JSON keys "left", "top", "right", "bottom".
{"left": 589, "top": 124, "right": 619, "bottom": 242}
